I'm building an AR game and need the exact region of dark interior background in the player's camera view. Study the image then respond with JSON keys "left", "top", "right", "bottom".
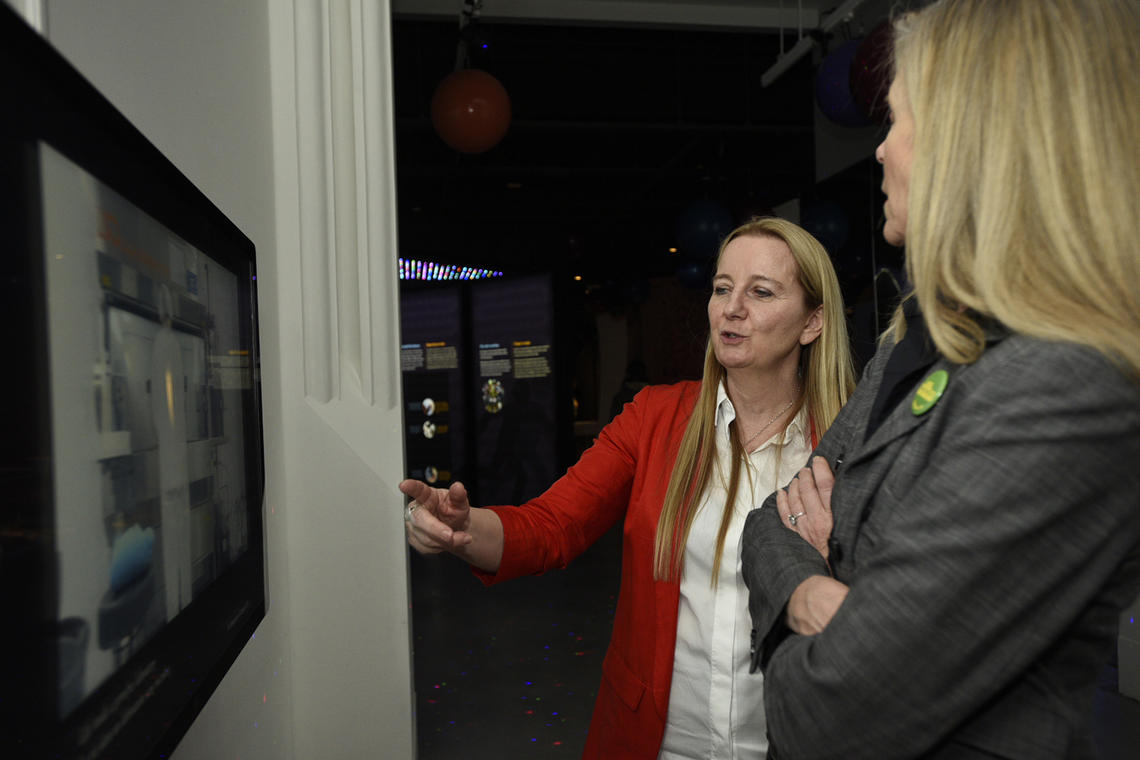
{"left": 392, "top": 11, "right": 904, "bottom": 417}
{"left": 391, "top": 6, "right": 908, "bottom": 758}
{"left": 392, "top": 19, "right": 820, "bottom": 280}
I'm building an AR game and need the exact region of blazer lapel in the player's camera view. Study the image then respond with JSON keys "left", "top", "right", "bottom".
{"left": 851, "top": 359, "right": 951, "bottom": 462}
{"left": 829, "top": 359, "right": 958, "bottom": 570}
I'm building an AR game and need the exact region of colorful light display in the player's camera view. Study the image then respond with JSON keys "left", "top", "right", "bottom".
{"left": 398, "top": 258, "right": 504, "bottom": 281}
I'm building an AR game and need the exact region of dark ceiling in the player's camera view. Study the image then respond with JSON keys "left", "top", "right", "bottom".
{"left": 391, "top": 18, "right": 824, "bottom": 281}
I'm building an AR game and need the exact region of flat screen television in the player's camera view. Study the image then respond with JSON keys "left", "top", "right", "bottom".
{"left": 0, "top": 6, "right": 266, "bottom": 759}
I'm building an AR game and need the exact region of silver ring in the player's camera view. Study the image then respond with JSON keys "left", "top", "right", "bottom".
{"left": 404, "top": 502, "right": 420, "bottom": 522}
{"left": 788, "top": 511, "right": 806, "bottom": 526}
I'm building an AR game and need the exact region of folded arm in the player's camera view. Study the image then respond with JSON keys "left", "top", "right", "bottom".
{"left": 745, "top": 341, "right": 1140, "bottom": 759}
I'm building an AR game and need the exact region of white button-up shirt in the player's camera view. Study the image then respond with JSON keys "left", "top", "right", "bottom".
{"left": 659, "top": 383, "right": 812, "bottom": 760}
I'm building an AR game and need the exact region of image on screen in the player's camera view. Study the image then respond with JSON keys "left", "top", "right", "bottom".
{"left": 39, "top": 142, "right": 255, "bottom": 719}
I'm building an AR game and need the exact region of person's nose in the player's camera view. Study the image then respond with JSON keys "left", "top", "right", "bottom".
{"left": 875, "top": 139, "right": 885, "bottom": 164}
{"left": 723, "top": 290, "right": 746, "bottom": 319}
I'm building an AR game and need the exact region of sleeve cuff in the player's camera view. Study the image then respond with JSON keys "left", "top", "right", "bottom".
{"left": 742, "top": 501, "right": 829, "bottom": 672}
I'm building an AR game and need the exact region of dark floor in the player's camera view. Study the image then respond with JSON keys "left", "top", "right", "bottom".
{"left": 410, "top": 524, "right": 1140, "bottom": 759}
{"left": 409, "top": 523, "right": 622, "bottom": 758}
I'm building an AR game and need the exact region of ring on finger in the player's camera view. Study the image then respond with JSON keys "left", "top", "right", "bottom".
{"left": 404, "top": 502, "right": 420, "bottom": 522}
{"left": 788, "top": 510, "right": 806, "bottom": 526}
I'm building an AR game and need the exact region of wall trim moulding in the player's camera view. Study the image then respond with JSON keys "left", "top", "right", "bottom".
{"left": 293, "top": 0, "right": 402, "bottom": 410}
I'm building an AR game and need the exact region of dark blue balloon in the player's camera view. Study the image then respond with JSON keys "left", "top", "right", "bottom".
{"left": 675, "top": 255, "right": 712, "bottom": 289}
{"left": 816, "top": 38, "right": 870, "bottom": 128}
{"left": 675, "top": 200, "right": 735, "bottom": 258}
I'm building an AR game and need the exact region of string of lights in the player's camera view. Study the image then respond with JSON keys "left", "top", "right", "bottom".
{"left": 398, "top": 258, "right": 504, "bottom": 281}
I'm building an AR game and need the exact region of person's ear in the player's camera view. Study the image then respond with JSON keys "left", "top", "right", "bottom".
{"left": 800, "top": 305, "right": 824, "bottom": 345}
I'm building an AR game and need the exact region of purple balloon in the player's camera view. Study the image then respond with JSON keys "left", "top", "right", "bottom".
{"left": 816, "top": 38, "right": 870, "bottom": 128}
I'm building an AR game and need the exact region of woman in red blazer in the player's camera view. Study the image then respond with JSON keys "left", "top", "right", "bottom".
{"left": 402, "top": 217, "right": 855, "bottom": 758}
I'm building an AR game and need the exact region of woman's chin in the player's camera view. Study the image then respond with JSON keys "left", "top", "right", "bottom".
{"left": 719, "top": 358, "right": 758, "bottom": 374}
{"left": 882, "top": 223, "right": 906, "bottom": 247}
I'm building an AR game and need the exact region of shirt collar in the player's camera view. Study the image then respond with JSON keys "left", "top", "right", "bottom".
{"left": 905, "top": 292, "right": 1010, "bottom": 349}
{"left": 714, "top": 379, "right": 807, "bottom": 446}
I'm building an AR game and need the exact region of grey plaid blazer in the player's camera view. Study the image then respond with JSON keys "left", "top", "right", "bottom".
{"left": 742, "top": 331, "right": 1140, "bottom": 759}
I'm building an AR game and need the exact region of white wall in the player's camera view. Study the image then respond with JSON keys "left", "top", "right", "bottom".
{"left": 27, "top": 1, "right": 414, "bottom": 757}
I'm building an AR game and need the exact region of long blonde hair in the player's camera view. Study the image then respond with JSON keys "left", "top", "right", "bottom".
{"left": 888, "top": 0, "right": 1140, "bottom": 380}
{"left": 653, "top": 217, "right": 855, "bottom": 582}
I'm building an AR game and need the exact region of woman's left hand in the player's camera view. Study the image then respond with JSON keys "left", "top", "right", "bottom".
{"left": 787, "top": 575, "right": 849, "bottom": 635}
{"left": 778, "top": 456, "right": 835, "bottom": 560}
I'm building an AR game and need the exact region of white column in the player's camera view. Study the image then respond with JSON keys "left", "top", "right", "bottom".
{"left": 270, "top": 1, "right": 414, "bottom": 757}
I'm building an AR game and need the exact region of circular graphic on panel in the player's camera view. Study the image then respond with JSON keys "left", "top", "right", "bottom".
{"left": 481, "top": 378, "right": 504, "bottom": 413}
{"left": 422, "top": 420, "right": 437, "bottom": 439}
{"left": 422, "top": 397, "right": 436, "bottom": 416}
{"left": 425, "top": 466, "right": 439, "bottom": 484}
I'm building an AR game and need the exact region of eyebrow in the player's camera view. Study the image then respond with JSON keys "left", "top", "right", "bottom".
{"left": 713, "top": 273, "right": 782, "bottom": 285}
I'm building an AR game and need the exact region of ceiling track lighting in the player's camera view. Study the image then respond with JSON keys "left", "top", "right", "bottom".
{"left": 762, "top": 0, "right": 867, "bottom": 87}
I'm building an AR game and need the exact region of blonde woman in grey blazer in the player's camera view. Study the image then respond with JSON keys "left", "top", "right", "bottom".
{"left": 741, "top": 1, "right": 1140, "bottom": 758}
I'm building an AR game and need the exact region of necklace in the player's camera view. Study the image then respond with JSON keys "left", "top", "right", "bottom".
{"left": 740, "top": 395, "right": 798, "bottom": 451}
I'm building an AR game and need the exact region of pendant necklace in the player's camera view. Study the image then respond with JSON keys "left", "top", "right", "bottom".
{"left": 741, "top": 395, "right": 797, "bottom": 451}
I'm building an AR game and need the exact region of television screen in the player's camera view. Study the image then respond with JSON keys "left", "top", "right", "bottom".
{"left": 0, "top": 7, "right": 265, "bottom": 759}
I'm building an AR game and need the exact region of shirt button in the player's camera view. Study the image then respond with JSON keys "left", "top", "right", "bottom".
{"left": 828, "top": 538, "right": 843, "bottom": 564}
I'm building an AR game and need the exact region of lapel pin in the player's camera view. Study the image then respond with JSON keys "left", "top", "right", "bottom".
{"left": 911, "top": 369, "right": 948, "bottom": 416}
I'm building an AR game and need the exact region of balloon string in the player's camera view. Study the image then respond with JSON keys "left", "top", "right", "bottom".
{"left": 456, "top": 0, "right": 484, "bottom": 71}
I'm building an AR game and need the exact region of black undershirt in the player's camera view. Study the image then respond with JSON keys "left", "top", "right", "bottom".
{"left": 864, "top": 296, "right": 940, "bottom": 442}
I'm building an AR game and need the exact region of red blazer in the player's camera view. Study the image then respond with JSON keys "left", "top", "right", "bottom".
{"left": 475, "top": 381, "right": 700, "bottom": 759}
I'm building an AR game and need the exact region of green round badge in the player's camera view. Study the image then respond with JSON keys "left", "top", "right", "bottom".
{"left": 911, "top": 369, "right": 948, "bottom": 416}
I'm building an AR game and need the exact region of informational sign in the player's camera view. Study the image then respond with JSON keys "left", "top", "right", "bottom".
{"left": 400, "top": 286, "right": 466, "bottom": 488}
{"left": 470, "top": 275, "right": 557, "bottom": 506}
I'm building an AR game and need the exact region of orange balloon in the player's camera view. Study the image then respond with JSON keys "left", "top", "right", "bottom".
{"left": 430, "top": 69, "right": 511, "bottom": 153}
